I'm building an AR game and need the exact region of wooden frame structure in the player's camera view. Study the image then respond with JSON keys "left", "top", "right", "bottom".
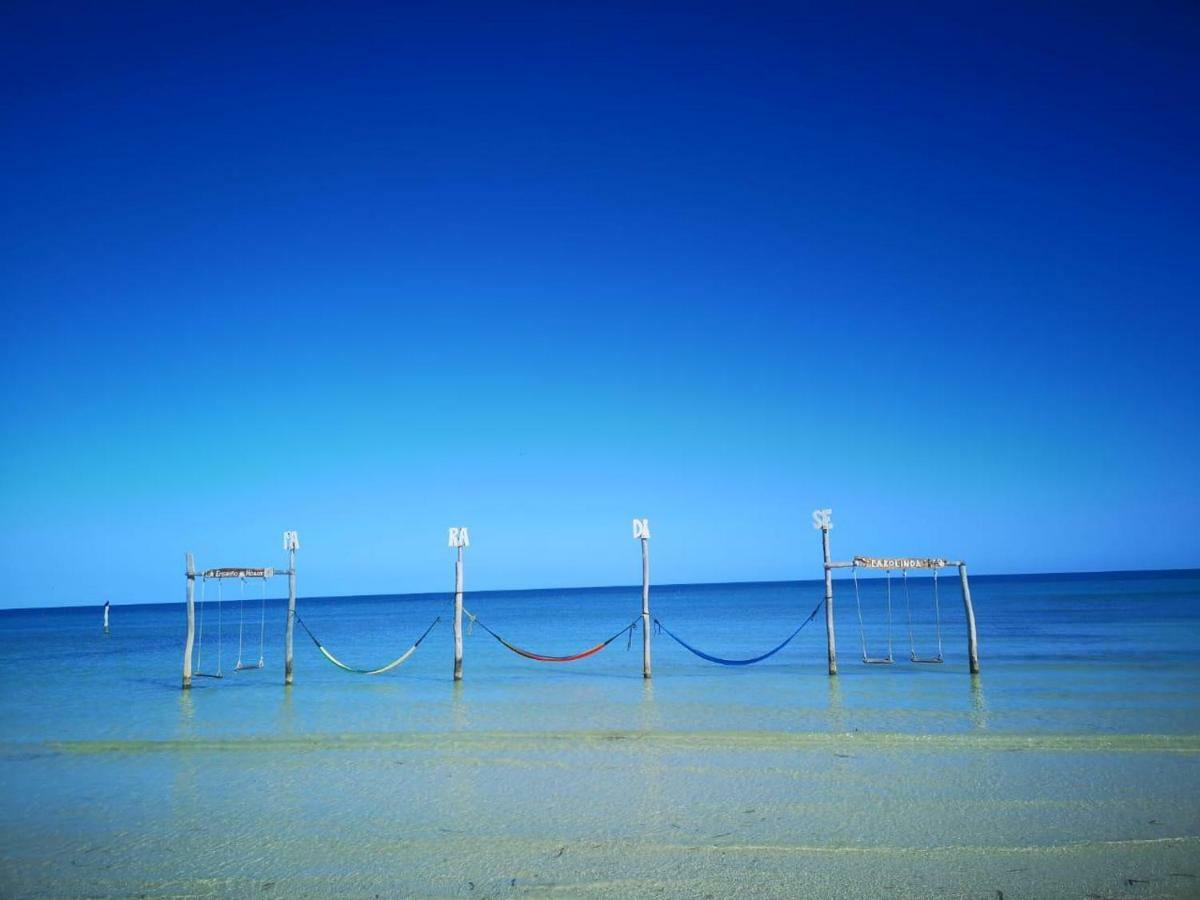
{"left": 814, "top": 509, "right": 979, "bottom": 675}
{"left": 182, "top": 531, "right": 298, "bottom": 689}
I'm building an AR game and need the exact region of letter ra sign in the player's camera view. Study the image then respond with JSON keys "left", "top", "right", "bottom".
{"left": 448, "top": 527, "right": 470, "bottom": 548}
{"left": 631, "top": 518, "right": 650, "bottom": 540}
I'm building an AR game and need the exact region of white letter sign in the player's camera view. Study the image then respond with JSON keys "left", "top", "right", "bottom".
{"left": 632, "top": 518, "right": 650, "bottom": 540}
{"left": 811, "top": 509, "right": 832, "bottom": 531}
{"left": 282, "top": 530, "right": 300, "bottom": 550}
{"left": 448, "top": 527, "right": 470, "bottom": 548}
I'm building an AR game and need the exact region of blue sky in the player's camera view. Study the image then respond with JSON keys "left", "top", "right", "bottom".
{"left": 1, "top": 2, "right": 1197, "bottom": 607}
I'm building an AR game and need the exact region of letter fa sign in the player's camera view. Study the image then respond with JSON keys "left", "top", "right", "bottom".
{"left": 448, "top": 527, "right": 470, "bottom": 549}
{"left": 632, "top": 518, "right": 650, "bottom": 540}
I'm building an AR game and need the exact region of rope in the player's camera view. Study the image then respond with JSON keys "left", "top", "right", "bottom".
{"left": 216, "top": 579, "right": 223, "bottom": 676}
{"left": 853, "top": 567, "right": 893, "bottom": 663}
{"left": 257, "top": 578, "right": 267, "bottom": 667}
{"left": 196, "top": 577, "right": 206, "bottom": 673}
{"left": 294, "top": 614, "right": 442, "bottom": 675}
{"left": 653, "top": 597, "right": 824, "bottom": 666}
{"left": 236, "top": 576, "right": 246, "bottom": 669}
{"left": 463, "top": 608, "right": 640, "bottom": 662}
{"left": 903, "top": 570, "right": 944, "bottom": 663}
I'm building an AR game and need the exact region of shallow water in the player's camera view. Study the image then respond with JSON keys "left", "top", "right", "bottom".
{"left": 2, "top": 571, "right": 1199, "bottom": 896}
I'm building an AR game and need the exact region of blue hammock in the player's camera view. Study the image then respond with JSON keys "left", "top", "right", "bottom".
{"left": 654, "top": 599, "right": 824, "bottom": 666}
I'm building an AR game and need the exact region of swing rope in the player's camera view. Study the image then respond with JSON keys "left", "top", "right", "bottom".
{"left": 194, "top": 577, "right": 224, "bottom": 678}
{"left": 903, "top": 570, "right": 944, "bottom": 663}
{"left": 294, "top": 613, "right": 442, "bottom": 675}
{"left": 236, "top": 576, "right": 246, "bottom": 669}
{"left": 463, "top": 607, "right": 640, "bottom": 663}
{"left": 653, "top": 597, "right": 824, "bottom": 666}
{"left": 235, "top": 576, "right": 267, "bottom": 671}
{"left": 257, "top": 578, "right": 266, "bottom": 667}
{"left": 852, "top": 566, "right": 894, "bottom": 664}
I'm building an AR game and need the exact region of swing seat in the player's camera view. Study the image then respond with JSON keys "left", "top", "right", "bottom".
{"left": 234, "top": 660, "right": 264, "bottom": 671}
{"left": 193, "top": 671, "right": 223, "bottom": 679}
{"left": 910, "top": 654, "right": 943, "bottom": 664}
{"left": 862, "top": 656, "right": 894, "bottom": 665}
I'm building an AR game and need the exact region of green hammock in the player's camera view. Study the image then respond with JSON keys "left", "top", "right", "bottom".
{"left": 295, "top": 614, "right": 441, "bottom": 675}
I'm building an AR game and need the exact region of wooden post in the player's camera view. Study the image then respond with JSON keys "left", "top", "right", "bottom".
{"left": 454, "top": 545, "right": 464, "bottom": 681}
{"left": 959, "top": 563, "right": 980, "bottom": 674}
{"left": 642, "top": 537, "right": 653, "bottom": 678}
{"left": 183, "top": 553, "right": 195, "bottom": 689}
{"left": 103, "top": 602, "right": 109, "bottom": 634}
{"left": 632, "top": 518, "right": 652, "bottom": 679}
{"left": 283, "top": 531, "right": 299, "bottom": 686}
{"left": 816, "top": 510, "right": 838, "bottom": 676}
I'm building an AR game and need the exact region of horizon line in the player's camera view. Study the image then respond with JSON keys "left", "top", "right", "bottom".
{"left": 3, "top": 565, "right": 1197, "bottom": 613}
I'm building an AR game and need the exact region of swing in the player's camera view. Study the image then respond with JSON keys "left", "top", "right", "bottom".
{"left": 193, "top": 577, "right": 224, "bottom": 678}
{"left": 903, "top": 569, "right": 944, "bottom": 664}
{"left": 234, "top": 575, "right": 267, "bottom": 671}
{"left": 852, "top": 564, "right": 894, "bottom": 664}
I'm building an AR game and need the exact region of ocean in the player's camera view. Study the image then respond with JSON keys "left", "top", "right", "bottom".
{"left": 1, "top": 570, "right": 1198, "bottom": 897}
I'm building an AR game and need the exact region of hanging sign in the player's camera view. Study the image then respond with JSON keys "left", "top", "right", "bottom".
{"left": 852, "top": 556, "right": 947, "bottom": 570}
{"left": 204, "top": 567, "right": 275, "bottom": 579}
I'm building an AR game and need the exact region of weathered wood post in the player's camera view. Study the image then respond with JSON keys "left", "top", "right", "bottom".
{"left": 183, "top": 552, "right": 195, "bottom": 689}
{"left": 633, "top": 518, "right": 652, "bottom": 678}
{"left": 449, "top": 527, "right": 469, "bottom": 681}
{"left": 283, "top": 531, "right": 299, "bottom": 685}
{"left": 814, "top": 508, "right": 838, "bottom": 675}
{"left": 958, "top": 563, "right": 980, "bottom": 674}
{"left": 103, "top": 601, "right": 110, "bottom": 634}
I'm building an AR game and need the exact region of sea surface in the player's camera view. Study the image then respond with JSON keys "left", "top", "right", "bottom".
{"left": 1, "top": 570, "right": 1198, "bottom": 897}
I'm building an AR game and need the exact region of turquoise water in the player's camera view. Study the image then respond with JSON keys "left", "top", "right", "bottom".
{"left": 2, "top": 571, "right": 1199, "bottom": 896}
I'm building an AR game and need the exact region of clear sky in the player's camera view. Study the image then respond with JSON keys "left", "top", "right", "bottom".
{"left": 1, "top": 2, "right": 1197, "bottom": 607}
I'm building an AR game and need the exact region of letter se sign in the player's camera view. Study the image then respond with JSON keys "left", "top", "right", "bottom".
{"left": 632, "top": 518, "right": 650, "bottom": 540}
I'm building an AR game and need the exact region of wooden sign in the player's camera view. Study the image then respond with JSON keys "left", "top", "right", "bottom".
{"left": 632, "top": 518, "right": 650, "bottom": 540}
{"left": 204, "top": 567, "right": 275, "bottom": 579}
{"left": 852, "top": 556, "right": 947, "bottom": 570}
{"left": 448, "top": 527, "right": 470, "bottom": 548}
{"left": 282, "top": 531, "right": 300, "bottom": 551}
{"left": 812, "top": 508, "right": 833, "bottom": 530}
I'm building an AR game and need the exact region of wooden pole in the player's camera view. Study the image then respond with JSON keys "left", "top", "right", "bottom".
{"left": 959, "top": 563, "right": 980, "bottom": 674}
{"left": 183, "top": 553, "right": 195, "bottom": 689}
{"left": 285, "top": 545, "right": 296, "bottom": 685}
{"left": 453, "top": 545, "right": 464, "bottom": 681}
{"left": 641, "top": 536, "right": 651, "bottom": 679}
{"left": 103, "top": 602, "right": 109, "bottom": 634}
{"left": 822, "top": 525, "right": 838, "bottom": 676}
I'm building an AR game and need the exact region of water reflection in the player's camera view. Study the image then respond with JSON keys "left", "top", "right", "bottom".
{"left": 969, "top": 674, "right": 988, "bottom": 730}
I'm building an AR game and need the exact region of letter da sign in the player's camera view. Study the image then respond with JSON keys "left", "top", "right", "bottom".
{"left": 631, "top": 518, "right": 650, "bottom": 540}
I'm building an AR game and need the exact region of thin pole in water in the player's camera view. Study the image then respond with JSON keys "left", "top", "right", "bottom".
{"left": 183, "top": 553, "right": 195, "bottom": 689}
{"left": 450, "top": 527, "right": 468, "bottom": 681}
{"left": 633, "top": 518, "right": 652, "bottom": 679}
{"left": 959, "top": 563, "right": 980, "bottom": 674}
{"left": 814, "top": 509, "right": 838, "bottom": 676}
{"left": 283, "top": 531, "right": 299, "bottom": 686}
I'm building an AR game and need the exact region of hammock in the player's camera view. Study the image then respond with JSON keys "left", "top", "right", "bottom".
{"left": 294, "top": 614, "right": 441, "bottom": 675}
{"left": 653, "top": 598, "right": 824, "bottom": 666}
{"left": 464, "top": 608, "right": 641, "bottom": 662}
